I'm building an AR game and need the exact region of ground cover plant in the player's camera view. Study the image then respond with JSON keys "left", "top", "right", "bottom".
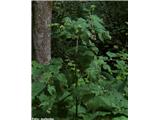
{"left": 32, "top": 1, "right": 128, "bottom": 120}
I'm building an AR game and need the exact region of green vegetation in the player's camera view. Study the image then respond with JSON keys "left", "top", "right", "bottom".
{"left": 32, "top": 1, "right": 128, "bottom": 120}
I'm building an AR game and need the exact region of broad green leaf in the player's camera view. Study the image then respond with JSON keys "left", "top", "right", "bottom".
{"left": 57, "top": 73, "right": 67, "bottom": 87}
{"left": 86, "top": 95, "right": 117, "bottom": 111}
{"left": 58, "top": 91, "right": 70, "bottom": 102}
{"left": 78, "top": 78, "right": 86, "bottom": 85}
{"left": 69, "top": 105, "right": 86, "bottom": 114}
{"left": 92, "top": 111, "right": 111, "bottom": 119}
{"left": 76, "top": 18, "right": 88, "bottom": 30}
{"left": 82, "top": 50, "right": 95, "bottom": 56}
{"left": 50, "top": 58, "right": 63, "bottom": 65}
{"left": 104, "top": 31, "right": 111, "bottom": 40}
{"left": 113, "top": 116, "right": 128, "bottom": 120}
{"left": 47, "top": 85, "right": 56, "bottom": 95}
{"left": 106, "top": 51, "right": 117, "bottom": 58}
{"left": 103, "top": 64, "right": 112, "bottom": 73}
{"left": 49, "top": 58, "right": 63, "bottom": 74}
{"left": 63, "top": 17, "right": 72, "bottom": 24}
{"left": 41, "top": 72, "right": 52, "bottom": 82}
{"left": 98, "top": 33, "right": 104, "bottom": 42}
{"left": 38, "top": 93, "right": 56, "bottom": 111}
{"left": 38, "top": 93, "right": 49, "bottom": 103}
{"left": 32, "top": 81, "right": 46, "bottom": 99}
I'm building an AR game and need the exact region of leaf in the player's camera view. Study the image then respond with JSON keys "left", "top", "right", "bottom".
{"left": 109, "top": 91, "right": 128, "bottom": 109}
{"left": 63, "top": 17, "right": 72, "bottom": 24}
{"left": 76, "top": 18, "right": 89, "bottom": 30}
{"left": 82, "top": 50, "right": 95, "bottom": 56}
{"left": 104, "top": 31, "right": 111, "bottom": 40}
{"left": 47, "top": 85, "right": 56, "bottom": 95}
{"left": 92, "top": 111, "right": 111, "bottom": 119}
{"left": 90, "top": 15, "right": 104, "bottom": 27}
{"left": 49, "top": 58, "right": 63, "bottom": 75}
{"left": 113, "top": 116, "right": 128, "bottom": 120}
{"left": 56, "top": 73, "right": 67, "bottom": 87}
{"left": 86, "top": 95, "right": 117, "bottom": 111}
{"left": 116, "top": 60, "right": 126, "bottom": 69}
{"left": 106, "top": 51, "right": 117, "bottom": 58}
{"left": 80, "top": 33, "right": 89, "bottom": 42}
{"left": 90, "top": 15, "right": 111, "bottom": 41}
{"left": 41, "top": 72, "right": 52, "bottom": 82}
{"left": 32, "top": 81, "right": 46, "bottom": 99}
{"left": 50, "top": 58, "right": 63, "bottom": 65}
{"left": 103, "top": 64, "right": 112, "bottom": 73}
{"left": 88, "top": 83, "right": 103, "bottom": 96}
{"left": 48, "top": 64, "right": 61, "bottom": 75}
{"left": 86, "top": 67, "right": 99, "bottom": 81}
{"left": 98, "top": 33, "right": 104, "bottom": 42}
{"left": 72, "top": 85, "right": 93, "bottom": 99}
{"left": 38, "top": 93, "right": 56, "bottom": 111}
{"left": 85, "top": 57, "right": 103, "bottom": 81}
{"left": 91, "top": 46, "right": 99, "bottom": 54}
{"left": 32, "top": 61, "right": 45, "bottom": 81}
{"left": 78, "top": 78, "right": 86, "bottom": 85}
{"left": 69, "top": 105, "right": 86, "bottom": 114}
{"left": 58, "top": 91, "right": 70, "bottom": 102}
{"left": 38, "top": 93, "right": 49, "bottom": 102}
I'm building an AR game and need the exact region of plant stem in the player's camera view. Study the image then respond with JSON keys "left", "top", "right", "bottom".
{"left": 75, "top": 37, "right": 79, "bottom": 120}
{"left": 76, "top": 37, "right": 79, "bottom": 54}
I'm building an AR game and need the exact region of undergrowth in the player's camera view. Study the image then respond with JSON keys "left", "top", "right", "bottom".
{"left": 32, "top": 5, "right": 128, "bottom": 120}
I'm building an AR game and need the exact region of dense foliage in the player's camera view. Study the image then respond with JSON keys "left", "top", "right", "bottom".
{"left": 32, "top": 1, "right": 128, "bottom": 120}
{"left": 52, "top": 1, "right": 128, "bottom": 50}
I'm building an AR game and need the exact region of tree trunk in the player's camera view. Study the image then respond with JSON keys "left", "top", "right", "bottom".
{"left": 32, "top": 1, "right": 52, "bottom": 64}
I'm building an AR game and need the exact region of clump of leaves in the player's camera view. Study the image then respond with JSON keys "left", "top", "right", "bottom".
{"left": 32, "top": 54, "right": 128, "bottom": 120}
{"left": 32, "top": 5, "right": 128, "bottom": 120}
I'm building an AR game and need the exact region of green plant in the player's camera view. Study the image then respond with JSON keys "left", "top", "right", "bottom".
{"left": 32, "top": 4, "right": 128, "bottom": 120}
{"left": 32, "top": 56, "right": 128, "bottom": 119}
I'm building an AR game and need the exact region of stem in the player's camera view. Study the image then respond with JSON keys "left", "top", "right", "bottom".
{"left": 76, "top": 37, "right": 79, "bottom": 54}
{"left": 75, "top": 97, "right": 78, "bottom": 120}
{"left": 75, "top": 37, "right": 79, "bottom": 120}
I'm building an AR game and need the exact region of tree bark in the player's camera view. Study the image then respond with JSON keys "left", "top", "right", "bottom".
{"left": 32, "top": 1, "right": 52, "bottom": 64}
